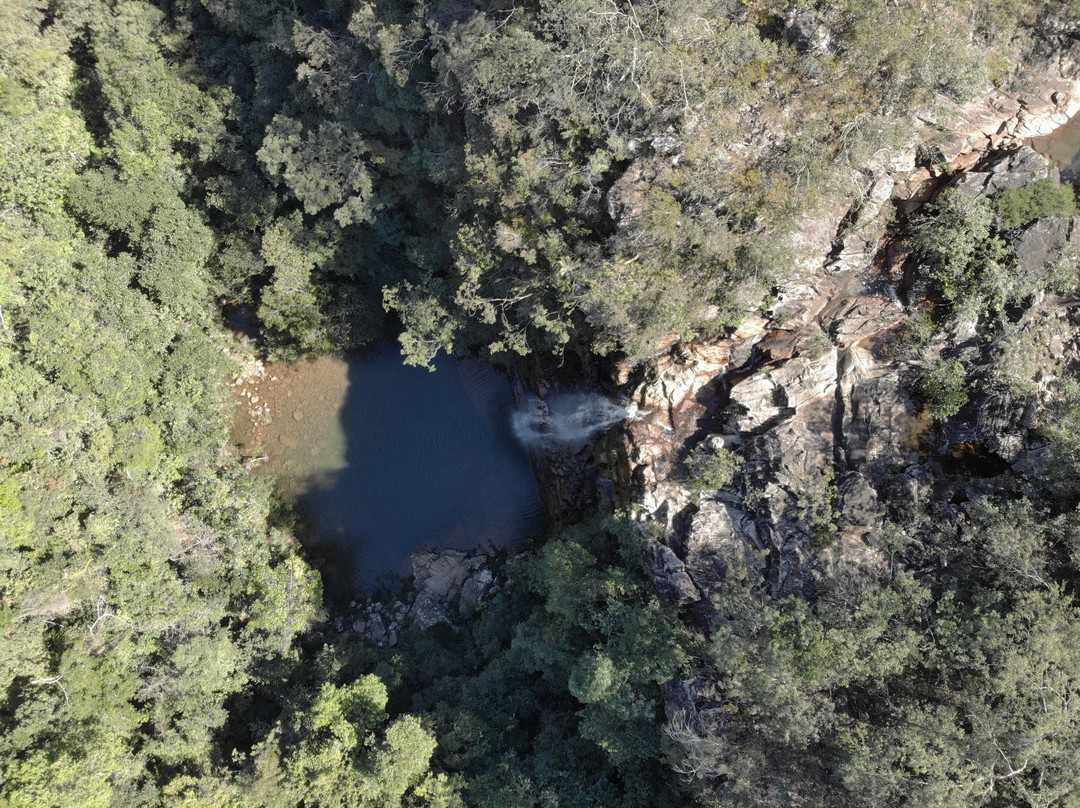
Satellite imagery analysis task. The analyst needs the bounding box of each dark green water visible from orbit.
[234,345,544,596]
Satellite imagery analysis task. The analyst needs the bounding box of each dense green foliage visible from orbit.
[375,518,690,807]
[920,357,970,419]
[154,0,1057,364]
[0,3,440,804]
[5,0,1080,805]
[912,189,1013,311]
[684,443,744,494]
[912,177,1078,316]
[673,499,1080,808]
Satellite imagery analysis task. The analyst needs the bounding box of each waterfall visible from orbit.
[511,392,644,449]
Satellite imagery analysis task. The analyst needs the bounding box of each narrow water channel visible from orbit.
[233,344,544,597]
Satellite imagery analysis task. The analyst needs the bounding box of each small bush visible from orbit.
[685,444,743,493]
[1046,256,1079,295]
[994,177,1078,230]
[921,358,969,420]
[799,327,834,360]
[990,318,1056,398]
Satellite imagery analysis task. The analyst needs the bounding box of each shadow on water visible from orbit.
[293,344,545,601]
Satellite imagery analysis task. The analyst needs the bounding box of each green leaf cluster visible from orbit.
[0,5,454,803]
[994,177,1078,230]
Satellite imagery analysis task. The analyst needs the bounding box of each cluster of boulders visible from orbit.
[336,599,410,647]
[233,356,274,428]
[409,549,496,628]
[330,549,499,644]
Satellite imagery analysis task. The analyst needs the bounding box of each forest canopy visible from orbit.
[3,0,1080,805]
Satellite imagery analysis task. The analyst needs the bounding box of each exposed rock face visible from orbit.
[940,390,1036,466]
[952,146,1050,197]
[784,8,831,53]
[685,498,765,597]
[411,549,484,601]
[1012,216,1075,279]
[624,340,733,523]
[606,160,652,232]
[651,133,683,156]
[837,471,879,526]
[621,33,1080,610]
[459,568,494,613]
[410,549,490,629]
[645,541,701,604]
[625,292,911,600]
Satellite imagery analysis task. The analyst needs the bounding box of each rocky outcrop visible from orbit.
[345,602,408,647]
[606,160,652,232]
[625,297,911,601]
[945,390,1036,466]
[639,15,1080,761]
[645,541,701,604]
[410,549,489,628]
[836,471,879,527]
[622,37,1080,607]
[332,548,498,642]
[1012,215,1075,279]
[622,339,734,523]
[232,355,271,430]
[685,497,765,596]
[783,8,831,53]
[952,146,1051,197]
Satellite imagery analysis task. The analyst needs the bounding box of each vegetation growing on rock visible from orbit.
[4,0,1080,805]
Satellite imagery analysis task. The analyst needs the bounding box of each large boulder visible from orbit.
[411,549,481,601]
[837,471,880,527]
[409,548,490,629]
[837,346,914,477]
[644,541,701,604]
[825,296,905,347]
[685,499,764,594]
[459,568,494,613]
[784,8,831,53]
[606,160,651,231]
[940,388,1034,465]
[1011,216,1073,280]
[886,465,934,524]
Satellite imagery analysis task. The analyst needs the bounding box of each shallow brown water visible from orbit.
[234,356,351,502]
[1030,113,1080,181]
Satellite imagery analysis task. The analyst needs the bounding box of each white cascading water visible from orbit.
[511,392,647,449]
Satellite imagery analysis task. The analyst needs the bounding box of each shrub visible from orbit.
[684,444,743,493]
[921,358,969,420]
[911,189,996,303]
[994,177,1078,230]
